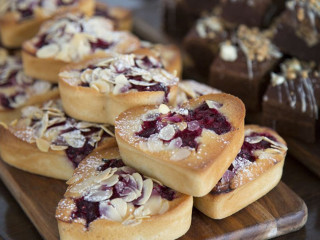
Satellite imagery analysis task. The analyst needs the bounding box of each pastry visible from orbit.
[194,125,287,219]
[176,80,221,106]
[94,2,132,31]
[59,53,179,125]
[0,99,116,180]
[0,48,58,124]
[137,41,182,77]
[0,0,94,48]
[115,93,246,197]
[22,13,140,82]
[56,147,193,240]
[209,25,282,111]
[262,58,320,143]
[219,0,285,28]
[183,14,229,77]
[273,0,320,63]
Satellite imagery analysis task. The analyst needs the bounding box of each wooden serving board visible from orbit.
[0,159,307,240]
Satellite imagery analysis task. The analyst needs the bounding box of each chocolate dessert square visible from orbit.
[163,0,219,39]
[262,59,320,143]
[273,0,320,63]
[183,15,229,77]
[209,25,281,111]
[220,0,285,28]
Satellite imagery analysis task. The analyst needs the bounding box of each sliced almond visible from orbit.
[36,138,50,152]
[170,148,191,161]
[158,124,175,141]
[158,104,170,114]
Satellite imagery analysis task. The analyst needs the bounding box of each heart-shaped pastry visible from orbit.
[115,93,245,196]
[56,147,193,240]
[194,125,287,219]
[0,99,116,180]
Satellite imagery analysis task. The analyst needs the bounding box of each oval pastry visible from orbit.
[0,99,116,180]
[194,125,288,219]
[56,147,193,240]
[115,93,245,196]
[0,48,58,124]
[0,0,94,48]
[22,13,140,82]
[59,53,179,125]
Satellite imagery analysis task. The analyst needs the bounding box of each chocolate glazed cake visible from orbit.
[163,0,219,39]
[209,25,282,112]
[219,0,286,28]
[273,0,320,63]
[183,15,229,77]
[262,58,320,143]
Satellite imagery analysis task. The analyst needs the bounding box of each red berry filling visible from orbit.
[41,120,111,167]
[72,158,176,227]
[72,197,100,228]
[136,102,231,149]
[212,131,278,194]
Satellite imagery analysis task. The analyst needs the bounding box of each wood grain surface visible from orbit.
[0,158,307,240]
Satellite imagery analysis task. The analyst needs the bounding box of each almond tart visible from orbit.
[194,125,288,219]
[56,147,193,240]
[94,2,132,31]
[0,0,94,48]
[176,79,221,106]
[22,13,140,82]
[0,99,116,180]
[59,53,179,125]
[0,48,58,124]
[115,93,246,197]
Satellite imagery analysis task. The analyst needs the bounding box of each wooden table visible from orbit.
[0,1,319,239]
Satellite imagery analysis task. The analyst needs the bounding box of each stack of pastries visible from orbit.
[0,1,288,240]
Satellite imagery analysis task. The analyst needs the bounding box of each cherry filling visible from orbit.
[89,39,114,51]
[97,158,125,171]
[136,102,231,149]
[72,158,176,227]
[212,132,278,194]
[0,92,26,109]
[72,197,100,228]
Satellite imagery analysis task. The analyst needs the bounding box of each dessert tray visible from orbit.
[0,158,307,240]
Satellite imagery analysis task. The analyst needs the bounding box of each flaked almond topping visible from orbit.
[205,100,222,110]
[158,125,176,141]
[15,100,113,153]
[73,54,178,95]
[158,104,170,114]
[36,138,50,152]
[170,148,191,161]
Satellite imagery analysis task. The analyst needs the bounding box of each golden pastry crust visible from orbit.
[56,147,193,240]
[22,13,140,82]
[115,94,246,197]
[0,100,116,180]
[94,2,133,31]
[59,54,179,125]
[0,0,95,48]
[194,125,287,219]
